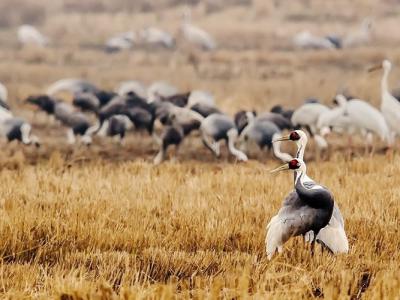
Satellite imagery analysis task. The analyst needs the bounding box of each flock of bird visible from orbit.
[0,59,399,167]
[16,13,373,52]
[17,9,216,52]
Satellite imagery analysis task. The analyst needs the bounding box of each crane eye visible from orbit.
[290,131,300,141]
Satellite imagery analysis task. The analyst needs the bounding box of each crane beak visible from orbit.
[270,163,289,173]
[273,134,290,143]
[368,64,382,72]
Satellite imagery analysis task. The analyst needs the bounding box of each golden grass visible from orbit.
[0,152,399,299]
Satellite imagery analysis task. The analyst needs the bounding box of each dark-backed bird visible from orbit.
[200,114,247,161]
[274,130,349,254]
[267,158,335,259]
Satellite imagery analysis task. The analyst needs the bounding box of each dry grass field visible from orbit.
[0,0,400,299]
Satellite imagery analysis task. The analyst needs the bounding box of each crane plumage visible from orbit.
[267,158,335,259]
[17,25,49,47]
[272,130,349,255]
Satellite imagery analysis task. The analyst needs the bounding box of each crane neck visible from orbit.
[381,67,390,97]
[295,141,306,160]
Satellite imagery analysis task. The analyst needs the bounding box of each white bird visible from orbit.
[105,31,135,53]
[331,94,392,149]
[343,18,372,48]
[115,81,147,99]
[180,9,216,51]
[0,82,8,104]
[46,78,98,96]
[293,31,336,50]
[369,59,400,142]
[147,81,179,103]
[17,25,49,47]
[291,102,330,149]
[274,130,349,255]
[187,90,215,108]
[267,158,335,259]
[139,27,174,49]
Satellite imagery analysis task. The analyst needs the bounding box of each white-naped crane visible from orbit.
[291,102,330,149]
[235,111,292,162]
[330,94,393,151]
[273,130,349,255]
[17,25,49,47]
[369,59,400,142]
[267,157,335,259]
[180,9,216,51]
[200,114,248,162]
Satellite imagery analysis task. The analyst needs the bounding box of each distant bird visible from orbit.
[236,111,292,162]
[258,112,294,131]
[190,103,221,117]
[105,31,135,53]
[147,81,179,103]
[153,105,204,164]
[274,130,349,254]
[26,95,93,145]
[139,27,174,48]
[115,81,147,99]
[293,31,336,50]
[270,105,294,120]
[0,117,40,146]
[0,82,8,104]
[266,158,335,259]
[200,114,247,161]
[46,78,98,96]
[369,59,400,142]
[73,91,116,114]
[291,102,330,149]
[343,18,372,48]
[331,94,392,149]
[180,9,216,51]
[17,25,49,47]
[93,94,156,138]
[187,90,215,108]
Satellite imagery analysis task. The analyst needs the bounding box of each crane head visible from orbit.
[273,130,307,144]
[368,60,391,73]
[270,158,305,173]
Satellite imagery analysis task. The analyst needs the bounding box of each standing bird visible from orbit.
[331,94,392,150]
[26,95,93,145]
[369,59,400,142]
[291,102,330,149]
[0,82,8,108]
[180,9,216,51]
[266,158,335,259]
[343,18,373,48]
[17,25,49,47]
[274,130,349,254]
[200,114,247,162]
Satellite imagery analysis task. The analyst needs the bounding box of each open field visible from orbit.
[0,0,400,299]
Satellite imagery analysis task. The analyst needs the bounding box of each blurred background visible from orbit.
[1,0,400,113]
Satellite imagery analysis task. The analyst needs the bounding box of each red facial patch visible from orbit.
[289,159,299,169]
[290,131,301,141]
